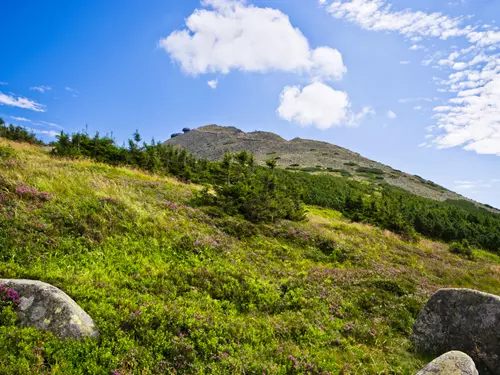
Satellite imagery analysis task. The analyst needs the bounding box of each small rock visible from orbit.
[0,279,98,339]
[416,351,478,375]
[412,288,500,374]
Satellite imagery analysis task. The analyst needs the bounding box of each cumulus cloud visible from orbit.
[277,82,373,129]
[161,0,346,81]
[30,86,51,93]
[207,79,218,89]
[277,82,350,129]
[162,0,359,130]
[387,110,397,119]
[0,92,45,112]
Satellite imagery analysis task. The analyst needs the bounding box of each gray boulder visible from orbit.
[416,351,478,375]
[413,288,500,374]
[0,279,98,339]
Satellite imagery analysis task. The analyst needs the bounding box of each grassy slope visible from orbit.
[1,140,500,375]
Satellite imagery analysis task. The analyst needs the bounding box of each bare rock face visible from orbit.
[412,288,500,374]
[0,279,98,339]
[416,351,478,375]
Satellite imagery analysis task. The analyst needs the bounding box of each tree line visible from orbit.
[0,118,43,145]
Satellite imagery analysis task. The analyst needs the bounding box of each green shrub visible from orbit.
[0,119,43,145]
[356,167,384,175]
[0,145,15,160]
[449,239,475,260]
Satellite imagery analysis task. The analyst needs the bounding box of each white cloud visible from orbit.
[400,60,410,65]
[324,0,470,40]
[399,97,434,103]
[409,45,424,51]
[30,86,51,93]
[207,79,218,89]
[414,106,424,111]
[65,87,79,97]
[161,0,346,81]
[348,105,375,126]
[28,128,59,138]
[39,121,62,129]
[454,180,493,190]
[277,82,350,129]
[321,0,500,156]
[387,110,397,119]
[0,92,45,112]
[10,116,30,122]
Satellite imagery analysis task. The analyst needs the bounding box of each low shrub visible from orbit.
[449,239,475,260]
[0,145,15,160]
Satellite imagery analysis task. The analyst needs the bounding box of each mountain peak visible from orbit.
[165,125,493,211]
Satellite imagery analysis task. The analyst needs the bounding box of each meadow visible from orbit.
[1,139,500,374]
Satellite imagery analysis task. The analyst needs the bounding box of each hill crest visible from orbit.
[166,125,495,211]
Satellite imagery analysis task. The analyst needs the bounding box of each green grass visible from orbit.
[1,140,500,374]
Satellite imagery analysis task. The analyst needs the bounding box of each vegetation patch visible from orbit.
[0,138,500,374]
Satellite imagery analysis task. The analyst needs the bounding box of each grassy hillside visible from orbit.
[166,125,495,211]
[1,139,500,374]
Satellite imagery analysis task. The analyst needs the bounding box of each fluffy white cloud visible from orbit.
[400,60,410,65]
[277,82,350,129]
[0,92,45,112]
[30,86,51,93]
[207,79,218,89]
[161,0,346,81]
[387,110,397,119]
[277,82,373,129]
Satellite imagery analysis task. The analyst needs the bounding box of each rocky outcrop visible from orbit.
[412,288,500,374]
[416,351,478,375]
[0,279,98,339]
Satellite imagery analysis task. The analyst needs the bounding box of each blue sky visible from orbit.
[1,0,500,207]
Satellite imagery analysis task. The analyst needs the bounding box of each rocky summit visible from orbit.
[166,125,495,211]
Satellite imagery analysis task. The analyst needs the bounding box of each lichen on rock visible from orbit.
[0,279,98,339]
[416,351,478,375]
[412,288,500,374]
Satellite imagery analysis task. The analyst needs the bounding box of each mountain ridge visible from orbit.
[166,125,497,212]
